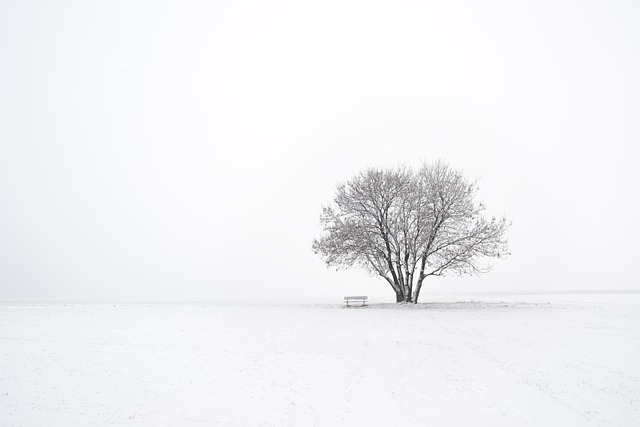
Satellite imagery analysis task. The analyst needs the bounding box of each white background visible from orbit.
[1,0,639,301]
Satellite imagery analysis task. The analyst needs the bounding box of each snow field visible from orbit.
[1,293,639,426]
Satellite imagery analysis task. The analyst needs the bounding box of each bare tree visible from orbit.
[312,161,510,303]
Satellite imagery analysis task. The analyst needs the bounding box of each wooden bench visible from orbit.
[344,296,368,307]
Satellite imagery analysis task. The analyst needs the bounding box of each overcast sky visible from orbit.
[1,0,639,301]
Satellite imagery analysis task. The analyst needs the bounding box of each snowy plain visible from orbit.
[1,292,639,426]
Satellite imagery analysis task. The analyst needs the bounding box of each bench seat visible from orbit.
[344,296,368,307]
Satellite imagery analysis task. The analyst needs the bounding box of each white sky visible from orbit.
[1,0,639,301]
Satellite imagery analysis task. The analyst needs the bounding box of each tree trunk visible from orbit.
[413,255,427,303]
[412,276,424,303]
[395,291,404,303]
[395,263,405,297]
[403,287,413,303]
[384,276,404,302]
[404,270,412,302]
[408,271,414,300]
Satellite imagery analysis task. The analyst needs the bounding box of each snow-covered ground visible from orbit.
[1,292,639,426]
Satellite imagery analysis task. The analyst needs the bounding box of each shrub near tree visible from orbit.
[313,161,510,303]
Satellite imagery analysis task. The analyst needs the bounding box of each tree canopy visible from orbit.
[312,161,510,303]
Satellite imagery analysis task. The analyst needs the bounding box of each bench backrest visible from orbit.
[344,296,368,300]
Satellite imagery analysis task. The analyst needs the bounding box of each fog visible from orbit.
[1,0,639,302]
